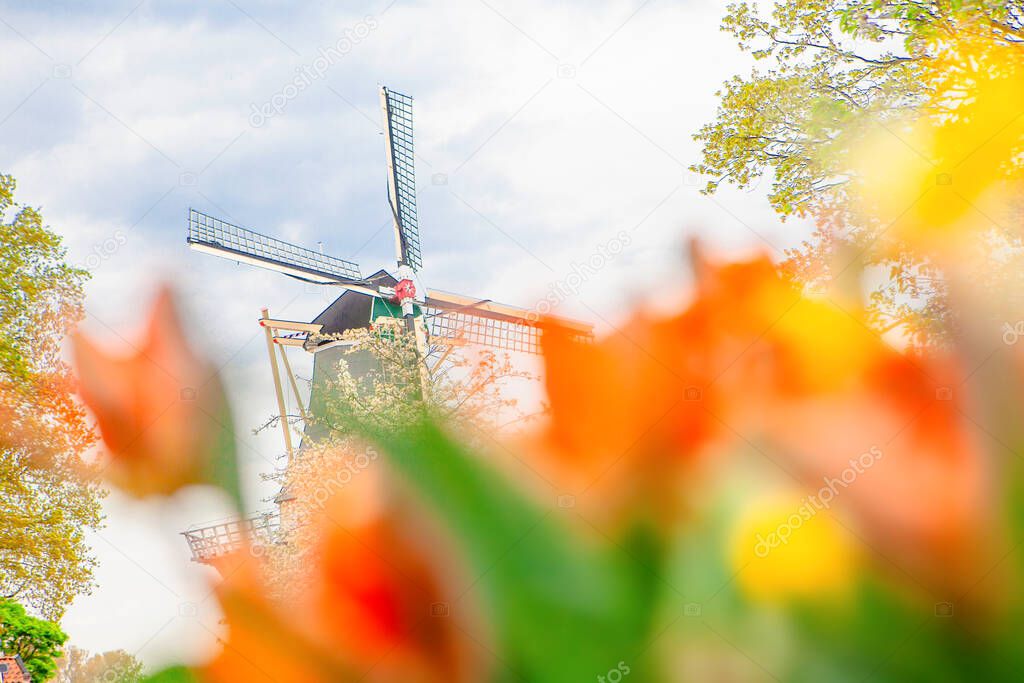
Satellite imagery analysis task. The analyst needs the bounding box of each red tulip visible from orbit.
[72,285,233,497]
[204,493,486,683]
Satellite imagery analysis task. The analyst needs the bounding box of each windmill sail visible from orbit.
[426,306,543,353]
[380,87,422,271]
[187,209,362,284]
[424,289,593,354]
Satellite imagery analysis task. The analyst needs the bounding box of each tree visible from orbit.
[54,646,144,683]
[0,599,67,681]
[693,1,1024,345]
[696,0,1024,215]
[0,173,103,618]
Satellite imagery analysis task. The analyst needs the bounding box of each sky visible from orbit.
[0,0,811,670]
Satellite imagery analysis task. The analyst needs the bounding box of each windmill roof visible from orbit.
[310,290,374,342]
[0,655,32,682]
[310,269,397,343]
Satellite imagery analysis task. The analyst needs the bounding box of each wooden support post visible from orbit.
[277,343,309,425]
[432,338,458,371]
[261,308,294,463]
[413,317,431,399]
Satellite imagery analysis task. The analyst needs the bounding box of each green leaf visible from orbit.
[202,394,244,513]
[368,417,663,682]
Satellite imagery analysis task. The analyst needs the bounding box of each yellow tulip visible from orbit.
[732,494,859,602]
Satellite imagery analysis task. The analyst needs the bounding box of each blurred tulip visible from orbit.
[204,492,485,683]
[539,313,721,519]
[762,356,992,598]
[204,548,356,683]
[732,492,860,602]
[851,37,1024,257]
[543,244,993,597]
[536,247,870,520]
[707,251,993,597]
[306,512,484,683]
[72,285,236,499]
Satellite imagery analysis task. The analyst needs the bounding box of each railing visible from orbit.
[181,511,281,563]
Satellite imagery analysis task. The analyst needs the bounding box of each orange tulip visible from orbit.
[542,245,992,594]
[204,493,485,683]
[72,285,233,497]
[712,261,992,596]
[537,248,801,516]
[306,510,484,683]
[204,548,357,683]
[758,351,991,597]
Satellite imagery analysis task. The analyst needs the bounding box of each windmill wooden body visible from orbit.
[181,86,592,563]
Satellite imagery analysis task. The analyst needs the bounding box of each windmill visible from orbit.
[181,86,593,563]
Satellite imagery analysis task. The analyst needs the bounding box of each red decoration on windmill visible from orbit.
[391,277,416,305]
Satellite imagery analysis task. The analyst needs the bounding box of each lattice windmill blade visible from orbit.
[425,306,542,354]
[424,289,593,355]
[181,511,281,563]
[379,87,422,272]
[187,208,366,285]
